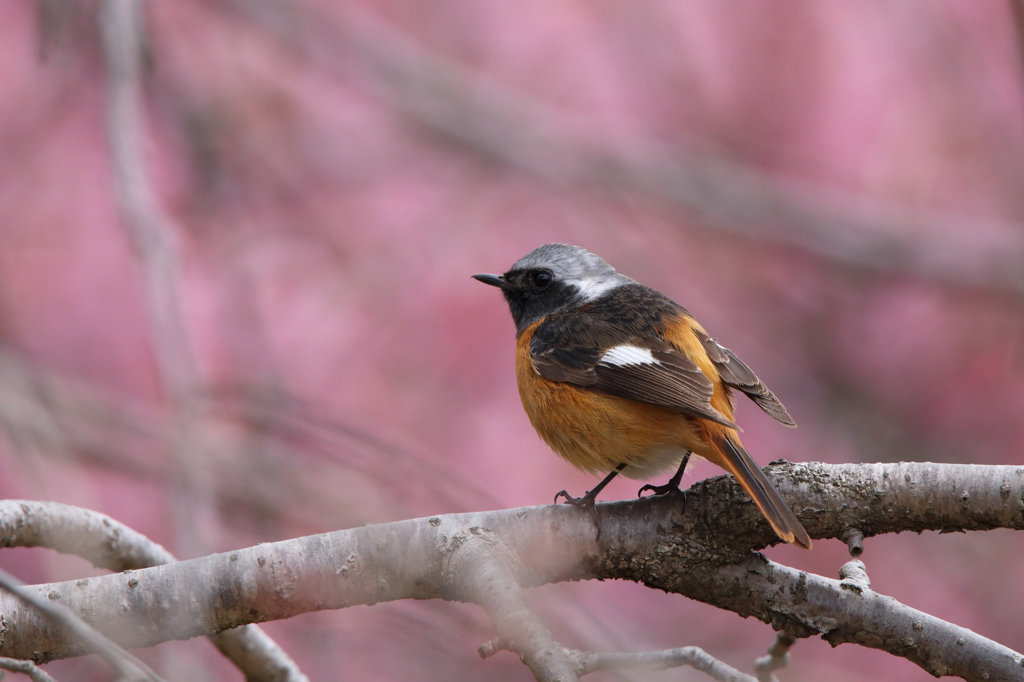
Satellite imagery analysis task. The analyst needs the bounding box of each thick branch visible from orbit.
[623,551,1020,679]
[676,460,1024,550]
[0,462,1020,680]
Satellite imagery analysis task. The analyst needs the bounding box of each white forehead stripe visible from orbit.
[571,276,619,301]
[601,345,658,366]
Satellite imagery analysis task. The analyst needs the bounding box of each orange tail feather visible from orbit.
[711,435,811,549]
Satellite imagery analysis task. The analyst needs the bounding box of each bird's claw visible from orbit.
[553,489,603,539]
[553,489,579,505]
[637,481,682,498]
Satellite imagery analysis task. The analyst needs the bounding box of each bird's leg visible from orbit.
[638,451,691,498]
[554,462,626,505]
[554,463,627,538]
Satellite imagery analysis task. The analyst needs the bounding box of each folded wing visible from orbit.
[529,315,737,428]
[695,329,796,427]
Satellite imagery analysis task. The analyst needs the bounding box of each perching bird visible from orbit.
[474,243,811,549]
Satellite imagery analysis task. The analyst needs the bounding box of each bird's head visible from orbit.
[473,243,630,334]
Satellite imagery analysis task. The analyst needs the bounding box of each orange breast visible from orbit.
[515,318,738,480]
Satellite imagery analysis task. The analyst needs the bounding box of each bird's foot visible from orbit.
[637,481,683,498]
[554,489,603,539]
[638,452,691,499]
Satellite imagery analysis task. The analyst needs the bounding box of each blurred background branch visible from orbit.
[229,0,1024,295]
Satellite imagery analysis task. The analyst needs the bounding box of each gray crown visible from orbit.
[511,244,632,300]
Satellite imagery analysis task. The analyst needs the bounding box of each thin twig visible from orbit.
[840,527,865,557]
[0,657,59,682]
[572,646,758,682]
[476,637,506,660]
[754,632,796,682]
[581,647,757,675]
[838,559,872,593]
[482,638,760,682]
[0,567,163,681]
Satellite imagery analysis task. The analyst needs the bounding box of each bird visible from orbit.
[473,243,811,549]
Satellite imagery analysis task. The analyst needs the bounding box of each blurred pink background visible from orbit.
[1,1,1022,680]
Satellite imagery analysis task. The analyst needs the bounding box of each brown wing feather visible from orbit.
[591,338,736,428]
[529,318,737,429]
[695,330,796,427]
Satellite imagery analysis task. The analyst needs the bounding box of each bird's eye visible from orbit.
[532,271,553,288]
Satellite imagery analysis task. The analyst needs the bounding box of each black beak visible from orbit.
[472,273,506,288]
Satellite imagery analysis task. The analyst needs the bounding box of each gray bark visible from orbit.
[0,462,1020,681]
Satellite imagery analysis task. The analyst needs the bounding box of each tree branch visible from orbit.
[0,462,1020,680]
[449,527,580,682]
[0,656,58,682]
[0,501,308,682]
[572,646,758,681]
[0,567,163,681]
[100,2,199,403]
[482,638,765,682]
[754,631,795,682]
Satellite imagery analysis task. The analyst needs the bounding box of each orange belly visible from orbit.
[516,319,736,480]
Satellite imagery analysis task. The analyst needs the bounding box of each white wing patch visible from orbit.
[600,345,658,367]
